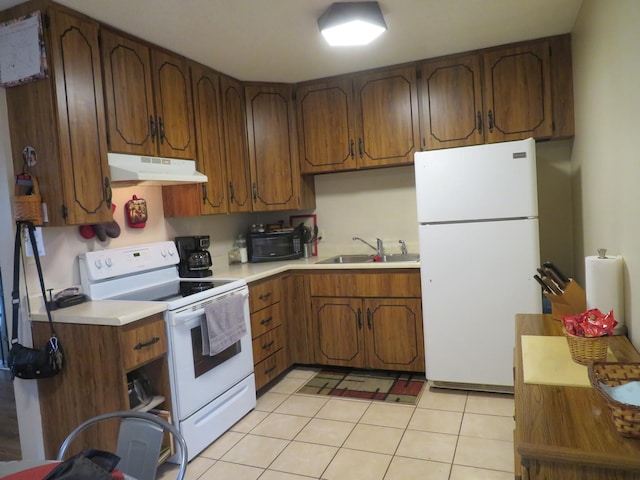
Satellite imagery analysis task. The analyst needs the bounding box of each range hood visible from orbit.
[108,153,208,186]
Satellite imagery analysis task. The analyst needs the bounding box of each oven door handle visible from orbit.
[170,291,249,327]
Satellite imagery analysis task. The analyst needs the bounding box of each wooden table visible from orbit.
[514,314,640,479]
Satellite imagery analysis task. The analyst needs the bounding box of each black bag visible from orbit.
[43,448,120,480]
[9,221,63,379]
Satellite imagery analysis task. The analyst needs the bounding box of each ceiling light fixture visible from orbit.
[318,2,387,47]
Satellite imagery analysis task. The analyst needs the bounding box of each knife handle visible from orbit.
[542,262,570,284]
[542,276,563,295]
[533,274,551,294]
[543,266,567,291]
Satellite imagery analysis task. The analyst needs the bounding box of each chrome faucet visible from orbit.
[399,240,407,255]
[353,236,384,256]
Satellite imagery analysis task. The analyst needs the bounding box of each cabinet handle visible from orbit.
[358,138,364,158]
[487,110,494,133]
[357,308,362,329]
[349,139,355,159]
[252,182,257,201]
[201,184,207,204]
[158,117,166,143]
[259,292,272,301]
[149,116,156,140]
[229,181,235,201]
[134,336,160,350]
[264,365,277,375]
[104,177,112,208]
[262,340,275,350]
[477,111,483,133]
[260,316,273,325]
[367,308,372,330]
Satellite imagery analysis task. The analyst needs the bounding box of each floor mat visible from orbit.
[297,368,425,405]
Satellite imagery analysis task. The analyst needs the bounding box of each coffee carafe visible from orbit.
[175,236,212,277]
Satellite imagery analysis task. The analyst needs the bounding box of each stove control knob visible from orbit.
[105,257,113,267]
[161,249,167,257]
[94,259,102,269]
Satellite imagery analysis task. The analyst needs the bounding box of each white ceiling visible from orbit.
[0,0,583,83]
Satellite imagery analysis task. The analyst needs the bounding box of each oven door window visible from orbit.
[191,325,241,378]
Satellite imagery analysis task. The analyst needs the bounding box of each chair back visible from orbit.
[57,411,188,480]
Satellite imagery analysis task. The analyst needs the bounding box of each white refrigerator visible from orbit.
[415,138,541,391]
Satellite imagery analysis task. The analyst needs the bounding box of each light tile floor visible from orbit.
[158,367,515,480]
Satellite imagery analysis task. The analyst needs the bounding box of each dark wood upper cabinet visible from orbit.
[245,83,315,211]
[162,63,228,217]
[420,35,572,150]
[101,28,196,160]
[297,66,420,173]
[221,76,253,213]
[2,2,112,226]
[297,78,357,174]
[353,66,421,168]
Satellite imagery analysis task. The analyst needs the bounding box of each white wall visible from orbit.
[571,0,640,347]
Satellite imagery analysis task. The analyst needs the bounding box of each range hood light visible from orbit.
[108,153,208,186]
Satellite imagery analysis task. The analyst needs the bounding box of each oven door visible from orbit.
[166,287,254,420]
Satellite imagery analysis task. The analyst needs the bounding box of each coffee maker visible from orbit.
[175,236,212,278]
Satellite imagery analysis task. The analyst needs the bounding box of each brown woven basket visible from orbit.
[588,362,640,438]
[563,328,609,365]
[15,174,43,225]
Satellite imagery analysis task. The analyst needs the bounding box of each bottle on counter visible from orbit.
[236,235,248,263]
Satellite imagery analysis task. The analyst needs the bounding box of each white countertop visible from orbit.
[30,254,419,327]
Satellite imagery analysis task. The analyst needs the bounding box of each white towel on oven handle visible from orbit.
[201,292,247,356]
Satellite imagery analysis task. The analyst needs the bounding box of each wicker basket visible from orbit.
[14,174,43,225]
[588,362,640,438]
[563,328,609,365]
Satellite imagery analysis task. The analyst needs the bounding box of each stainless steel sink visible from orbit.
[315,254,375,264]
[316,253,420,264]
[380,253,420,262]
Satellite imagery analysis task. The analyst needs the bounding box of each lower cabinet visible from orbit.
[312,297,424,371]
[308,271,424,372]
[249,276,288,389]
[31,314,173,459]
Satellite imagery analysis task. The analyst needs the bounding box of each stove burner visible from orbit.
[180,281,215,296]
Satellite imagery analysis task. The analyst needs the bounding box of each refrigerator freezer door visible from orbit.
[415,138,538,223]
[419,218,541,387]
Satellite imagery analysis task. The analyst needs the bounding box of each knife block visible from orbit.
[544,280,586,320]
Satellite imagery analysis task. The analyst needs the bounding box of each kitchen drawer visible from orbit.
[250,303,282,338]
[120,314,167,371]
[249,277,282,313]
[308,272,421,298]
[254,348,287,390]
[252,325,285,364]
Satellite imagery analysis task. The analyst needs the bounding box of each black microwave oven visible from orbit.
[247,230,303,262]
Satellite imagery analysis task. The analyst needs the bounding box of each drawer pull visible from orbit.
[264,365,277,375]
[134,336,160,350]
[260,316,273,325]
[262,340,275,350]
[259,292,272,301]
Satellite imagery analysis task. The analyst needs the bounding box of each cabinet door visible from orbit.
[364,298,425,372]
[151,50,196,159]
[50,10,112,225]
[245,84,300,211]
[297,78,357,173]
[101,29,156,156]
[221,76,252,213]
[483,41,553,143]
[312,297,366,368]
[191,63,228,215]
[354,66,420,168]
[419,54,484,150]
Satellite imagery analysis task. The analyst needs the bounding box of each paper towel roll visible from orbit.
[585,254,624,333]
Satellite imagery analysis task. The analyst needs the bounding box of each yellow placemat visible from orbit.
[521,335,616,387]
